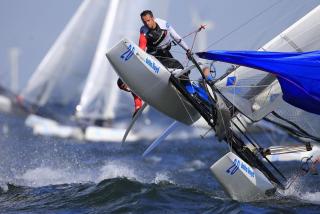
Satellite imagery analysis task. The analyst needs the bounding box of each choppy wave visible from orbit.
[279,176,320,205]
[0,178,225,213]
[1,113,320,213]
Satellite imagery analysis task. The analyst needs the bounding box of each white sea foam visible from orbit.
[0,183,9,192]
[154,172,174,184]
[16,167,93,187]
[97,160,141,182]
[11,160,175,188]
[279,177,320,205]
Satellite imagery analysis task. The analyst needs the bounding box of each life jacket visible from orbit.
[139,18,189,54]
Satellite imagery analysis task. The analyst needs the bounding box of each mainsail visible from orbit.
[20,0,109,107]
[201,5,320,140]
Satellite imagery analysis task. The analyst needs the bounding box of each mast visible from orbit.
[8,47,20,93]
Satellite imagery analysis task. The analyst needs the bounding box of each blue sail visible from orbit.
[196,50,320,115]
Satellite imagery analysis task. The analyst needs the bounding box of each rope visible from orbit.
[175,88,196,124]
[203,0,283,51]
[181,24,207,40]
[185,25,207,67]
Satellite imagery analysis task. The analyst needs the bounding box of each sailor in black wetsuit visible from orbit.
[138,10,191,69]
[117,10,193,116]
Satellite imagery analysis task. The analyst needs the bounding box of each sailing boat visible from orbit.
[19,0,110,140]
[18,0,150,142]
[74,0,154,142]
[106,5,320,201]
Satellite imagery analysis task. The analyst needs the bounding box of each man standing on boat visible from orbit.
[117,10,192,117]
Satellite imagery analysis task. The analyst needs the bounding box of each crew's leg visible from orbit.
[155,50,183,70]
[117,77,143,117]
[132,92,142,117]
[165,51,195,94]
[154,50,195,94]
[117,78,130,92]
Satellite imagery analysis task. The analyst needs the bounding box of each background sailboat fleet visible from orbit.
[0,0,319,159]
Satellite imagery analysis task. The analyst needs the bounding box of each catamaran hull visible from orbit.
[106,38,200,125]
[0,95,12,113]
[85,126,139,143]
[210,152,276,202]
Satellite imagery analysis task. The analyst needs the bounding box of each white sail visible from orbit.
[21,0,110,107]
[75,0,121,120]
[76,0,159,120]
[215,5,320,139]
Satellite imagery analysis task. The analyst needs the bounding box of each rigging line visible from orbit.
[170,50,187,55]
[234,116,259,149]
[229,63,239,153]
[175,86,196,124]
[185,29,201,67]
[233,118,289,182]
[231,118,287,181]
[153,55,184,60]
[260,81,275,108]
[181,24,207,40]
[203,0,283,51]
[264,117,320,142]
[219,84,276,88]
[271,112,320,142]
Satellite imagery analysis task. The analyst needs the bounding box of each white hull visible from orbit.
[106,38,200,125]
[0,95,12,113]
[33,124,84,140]
[25,114,139,143]
[85,126,139,143]
[210,152,275,202]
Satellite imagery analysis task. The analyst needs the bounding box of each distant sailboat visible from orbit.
[20,0,112,140]
[21,0,109,108]
[74,0,156,142]
[20,0,150,142]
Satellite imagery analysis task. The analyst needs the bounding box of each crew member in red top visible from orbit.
[117,10,191,117]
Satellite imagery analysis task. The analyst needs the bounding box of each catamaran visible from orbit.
[106,5,320,201]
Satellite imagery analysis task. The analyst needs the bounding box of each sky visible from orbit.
[0,0,318,93]
[0,0,81,92]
